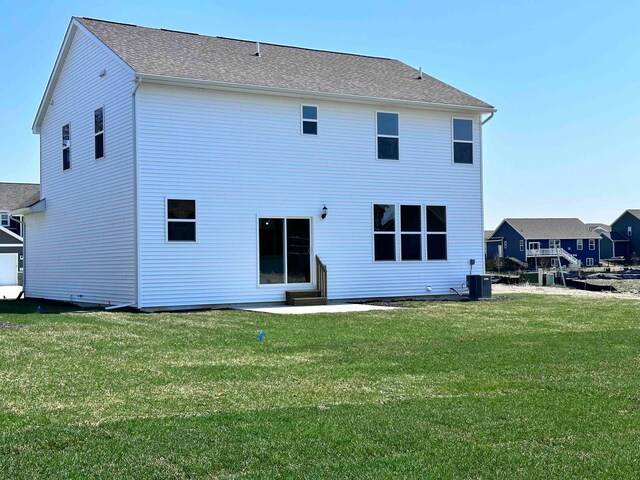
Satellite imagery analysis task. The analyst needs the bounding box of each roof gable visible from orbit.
[73,17,493,112]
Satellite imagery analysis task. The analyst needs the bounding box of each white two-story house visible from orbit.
[19,17,495,310]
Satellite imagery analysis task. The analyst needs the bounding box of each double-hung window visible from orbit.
[301,105,318,135]
[453,119,473,164]
[628,226,633,236]
[577,239,583,250]
[0,213,9,227]
[373,204,396,261]
[550,239,561,249]
[400,205,422,261]
[94,107,104,159]
[167,199,196,242]
[376,112,399,160]
[62,124,70,170]
[589,239,596,250]
[426,206,447,260]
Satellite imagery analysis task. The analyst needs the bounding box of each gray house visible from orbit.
[0,183,40,285]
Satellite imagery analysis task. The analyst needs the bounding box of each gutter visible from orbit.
[135,73,497,114]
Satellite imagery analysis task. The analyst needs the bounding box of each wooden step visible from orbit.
[288,296,328,306]
[285,290,322,302]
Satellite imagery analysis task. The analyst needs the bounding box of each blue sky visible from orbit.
[2,0,638,228]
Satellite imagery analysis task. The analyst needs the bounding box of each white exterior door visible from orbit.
[0,253,18,286]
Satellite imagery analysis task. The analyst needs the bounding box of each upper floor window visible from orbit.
[376,112,399,160]
[426,206,447,261]
[453,118,473,164]
[577,239,583,250]
[167,199,196,242]
[520,240,524,251]
[628,226,633,236]
[62,124,70,171]
[550,239,561,249]
[373,204,396,261]
[589,239,596,250]
[301,105,318,135]
[0,212,9,227]
[94,107,104,159]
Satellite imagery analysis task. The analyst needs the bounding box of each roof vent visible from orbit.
[255,42,261,57]
[416,67,423,80]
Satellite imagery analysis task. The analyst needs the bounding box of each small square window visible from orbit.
[301,105,318,135]
[167,199,196,242]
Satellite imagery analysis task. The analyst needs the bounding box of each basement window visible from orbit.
[453,118,473,164]
[167,199,196,242]
[586,258,594,266]
[94,107,104,159]
[376,112,399,160]
[400,205,422,261]
[426,206,447,261]
[301,105,318,135]
[373,204,396,261]
[589,239,596,250]
[62,124,70,170]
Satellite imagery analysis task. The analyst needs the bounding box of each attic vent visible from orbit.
[255,42,261,57]
[416,67,423,80]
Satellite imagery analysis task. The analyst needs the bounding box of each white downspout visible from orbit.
[132,76,141,309]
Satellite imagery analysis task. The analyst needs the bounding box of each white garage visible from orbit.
[0,253,18,286]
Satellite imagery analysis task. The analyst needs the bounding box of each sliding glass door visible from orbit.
[259,218,311,285]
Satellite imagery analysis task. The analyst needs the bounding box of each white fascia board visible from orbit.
[136,73,497,114]
[11,199,46,216]
[32,18,136,134]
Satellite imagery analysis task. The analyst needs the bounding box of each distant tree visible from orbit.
[493,253,504,273]
[538,257,550,272]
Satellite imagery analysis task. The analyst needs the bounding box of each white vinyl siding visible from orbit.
[24,27,136,305]
[136,84,484,308]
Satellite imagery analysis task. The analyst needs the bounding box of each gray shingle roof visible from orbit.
[502,218,601,240]
[626,209,640,220]
[0,183,40,211]
[77,17,493,110]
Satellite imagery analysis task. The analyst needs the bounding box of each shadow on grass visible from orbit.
[0,299,96,315]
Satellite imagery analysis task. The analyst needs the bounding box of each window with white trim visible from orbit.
[0,213,9,227]
[550,239,561,249]
[453,119,473,164]
[577,239,583,250]
[400,205,421,261]
[166,199,196,242]
[62,124,70,170]
[94,107,104,159]
[504,240,508,250]
[551,258,559,267]
[426,206,447,261]
[301,105,317,135]
[519,240,524,251]
[376,112,399,160]
[373,204,396,261]
[589,239,596,250]
[628,226,633,236]
[586,258,594,266]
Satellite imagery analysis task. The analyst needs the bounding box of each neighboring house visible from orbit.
[0,183,40,285]
[18,17,495,310]
[610,209,640,261]
[488,218,601,269]
[585,223,629,261]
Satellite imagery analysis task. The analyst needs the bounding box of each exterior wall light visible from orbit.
[321,205,328,220]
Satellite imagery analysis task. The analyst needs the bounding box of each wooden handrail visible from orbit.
[316,255,327,298]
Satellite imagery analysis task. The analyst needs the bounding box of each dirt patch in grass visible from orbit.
[0,322,24,329]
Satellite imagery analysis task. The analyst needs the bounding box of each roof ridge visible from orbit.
[79,17,396,61]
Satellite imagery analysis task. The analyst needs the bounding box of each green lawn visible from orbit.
[1,295,639,479]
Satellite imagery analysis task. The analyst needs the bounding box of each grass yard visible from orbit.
[1,295,640,479]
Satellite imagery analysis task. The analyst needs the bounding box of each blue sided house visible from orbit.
[487,218,601,269]
[609,209,640,262]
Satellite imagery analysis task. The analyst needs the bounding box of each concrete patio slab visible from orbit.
[237,303,399,315]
